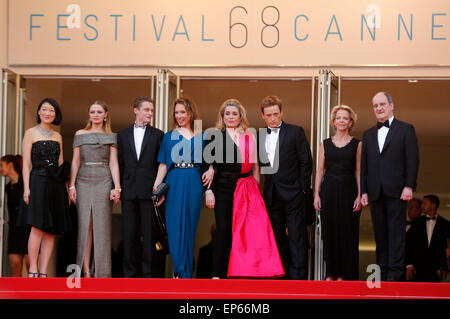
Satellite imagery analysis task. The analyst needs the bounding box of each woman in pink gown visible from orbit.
[206,99,284,278]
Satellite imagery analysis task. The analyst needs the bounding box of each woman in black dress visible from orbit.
[1,155,30,276]
[314,105,362,281]
[205,99,284,279]
[20,98,71,278]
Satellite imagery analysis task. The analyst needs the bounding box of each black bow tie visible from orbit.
[426,216,436,221]
[377,120,390,129]
[134,123,147,129]
[267,127,279,134]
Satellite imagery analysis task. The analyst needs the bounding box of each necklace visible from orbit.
[36,125,53,137]
[331,135,353,148]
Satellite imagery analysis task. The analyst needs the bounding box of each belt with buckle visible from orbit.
[174,162,195,169]
[83,162,109,166]
[219,171,251,179]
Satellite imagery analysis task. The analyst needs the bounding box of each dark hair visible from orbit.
[0,154,23,177]
[172,97,199,130]
[133,97,154,109]
[409,198,422,207]
[424,194,440,210]
[36,98,62,125]
[261,95,283,113]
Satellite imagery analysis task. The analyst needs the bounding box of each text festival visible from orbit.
[28,4,448,48]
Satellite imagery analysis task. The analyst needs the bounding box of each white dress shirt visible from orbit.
[265,125,281,167]
[377,116,394,153]
[134,125,146,160]
[426,215,438,247]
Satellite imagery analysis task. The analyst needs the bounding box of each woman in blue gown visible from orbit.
[153,97,214,278]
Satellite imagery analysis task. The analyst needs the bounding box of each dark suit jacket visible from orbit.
[259,121,313,204]
[406,215,450,282]
[117,125,164,201]
[361,118,419,201]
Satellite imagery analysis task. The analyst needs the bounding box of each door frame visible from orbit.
[313,70,341,280]
[1,68,26,275]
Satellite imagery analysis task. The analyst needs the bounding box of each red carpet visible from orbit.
[0,278,449,299]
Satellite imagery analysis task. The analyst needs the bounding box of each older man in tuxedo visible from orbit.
[117,97,165,278]
[361,92,419,282]
[259,95,313,280]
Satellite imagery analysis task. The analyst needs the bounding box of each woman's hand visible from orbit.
[353,195,362,212]
[110,189,121,204]
[23,189,30,205]
[205,191,215,209]
[152,186,165,207]
[361,193,369,207]
[69,187,77,204]
[202,166,215,189]
[313,194,321,211]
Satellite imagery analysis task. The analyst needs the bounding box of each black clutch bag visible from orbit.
[152,182,169,201]
[152,183,170,254]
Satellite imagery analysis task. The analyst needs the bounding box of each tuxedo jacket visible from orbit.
[361,118,419,201]
[117,125,164,201]
[406,215,450,281]
[259,121,313,204]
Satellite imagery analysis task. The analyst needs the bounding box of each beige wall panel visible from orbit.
[7,0,450,67]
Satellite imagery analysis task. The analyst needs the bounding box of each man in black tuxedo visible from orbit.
[361,92,419,282]
[406,195,450,282]
[259,95,313,280]
[117,97,165,278]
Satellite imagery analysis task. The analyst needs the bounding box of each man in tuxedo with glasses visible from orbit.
[361,92,419,282]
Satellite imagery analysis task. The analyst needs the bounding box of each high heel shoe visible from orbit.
[38,273,48,278]
[28,272,38,278]
[83,271,91,278]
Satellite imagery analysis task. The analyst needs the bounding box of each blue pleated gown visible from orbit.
[157,130,204,278]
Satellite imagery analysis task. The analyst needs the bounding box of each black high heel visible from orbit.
[28,272,38,278]
[38,273,48,278]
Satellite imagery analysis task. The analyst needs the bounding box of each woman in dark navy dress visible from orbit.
[153,97,214,278]
[314,105,362,281]
[19,98,71,278]
[1,155,30,276]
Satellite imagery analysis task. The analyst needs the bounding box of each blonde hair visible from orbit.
[330,104,357,131]
[84,100,113,134]
[215,99,249,131]
[172,97,199,131]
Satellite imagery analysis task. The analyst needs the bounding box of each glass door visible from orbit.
[313,70,340,280]
[155,69,180,132]
[1,69,26,275]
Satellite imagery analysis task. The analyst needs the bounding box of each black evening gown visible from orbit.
[18,140,71,234]
[320,137,360,280]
